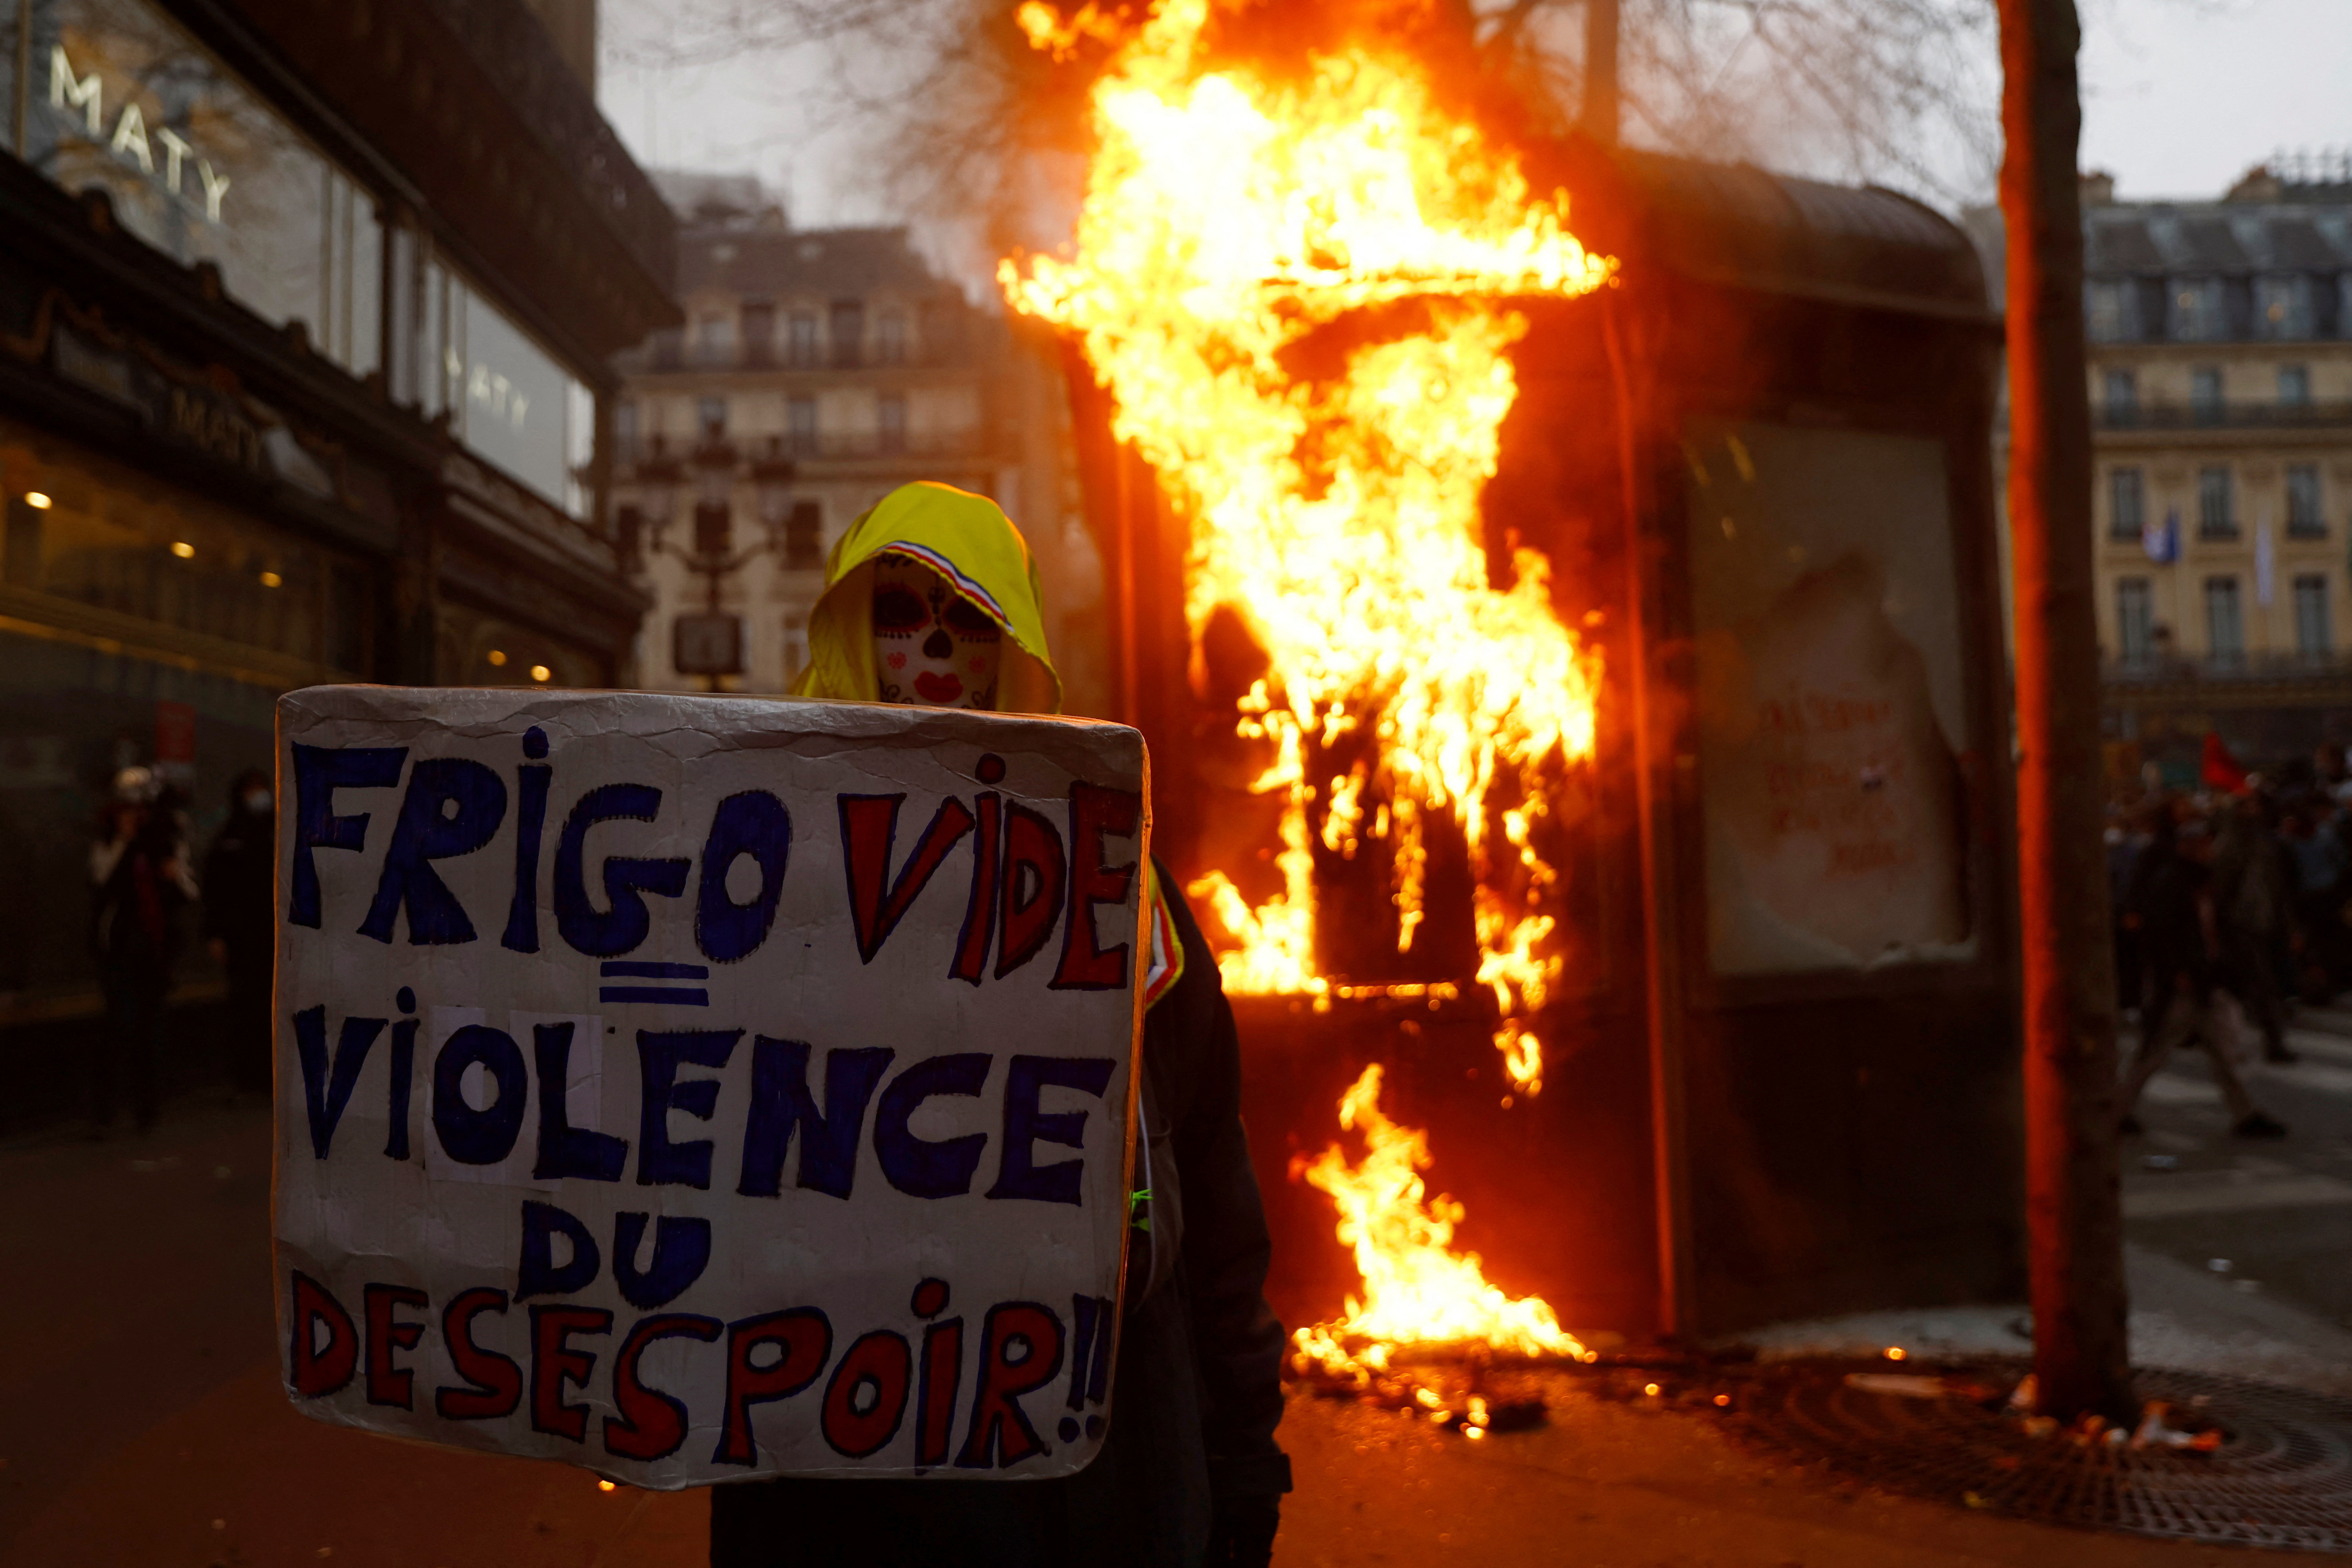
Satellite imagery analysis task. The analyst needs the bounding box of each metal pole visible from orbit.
[1997,0,2134,1423]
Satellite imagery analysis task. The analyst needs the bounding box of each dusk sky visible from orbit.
[597,0,2352,248]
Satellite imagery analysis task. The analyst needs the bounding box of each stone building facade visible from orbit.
[2081,158,2352,769]
[612,177,1105,709]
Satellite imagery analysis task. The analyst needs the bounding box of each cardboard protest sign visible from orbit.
[273,686,1148,1488]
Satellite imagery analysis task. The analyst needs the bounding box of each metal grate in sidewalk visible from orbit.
[1728,1358,2352,1552]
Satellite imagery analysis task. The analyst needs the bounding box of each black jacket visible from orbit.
[709,867,1291,1566]
[201,805,275,967]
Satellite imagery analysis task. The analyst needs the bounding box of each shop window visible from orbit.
[447,604,600,690]
[325,560,370,674]
[4,495,41,586]
[0,417,372,674]
[421,259,598,519]
[19,0,382,377]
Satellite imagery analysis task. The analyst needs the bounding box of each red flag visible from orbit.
[2201,732,2250,793]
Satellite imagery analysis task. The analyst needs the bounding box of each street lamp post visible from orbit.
[631,441,797,693]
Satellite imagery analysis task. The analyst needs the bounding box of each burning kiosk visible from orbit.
[1012,10,2011,1355]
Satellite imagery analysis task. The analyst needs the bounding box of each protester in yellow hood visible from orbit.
[714,480,1293,1568]
[790,481,1062,716]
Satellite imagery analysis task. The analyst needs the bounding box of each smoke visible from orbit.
[603,0,2002,283]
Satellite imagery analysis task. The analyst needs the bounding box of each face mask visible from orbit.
[871,556,1002,710]
[243,789,272,815]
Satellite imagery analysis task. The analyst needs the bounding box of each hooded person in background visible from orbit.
[203,768,276,1095]
[711,482,1291,1568]
[89,766,196,1135]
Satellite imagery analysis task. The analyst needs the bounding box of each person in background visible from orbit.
[711,481,1291,1568]
[89,767,196,1136]
[2119,807,2286,1139]
[2304,790,2352,999]
[202,768,276,1097]
[2315,741,2348,798]
[2211,789,2298,1065]
[2107,801,2149,1017]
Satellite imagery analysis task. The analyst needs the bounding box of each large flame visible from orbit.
[1291,1065,1587,1380]
[1003,0,1613,1095]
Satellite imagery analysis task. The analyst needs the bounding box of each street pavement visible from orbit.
[2119,1000,2352,1350]
[7,1033,2352,1567]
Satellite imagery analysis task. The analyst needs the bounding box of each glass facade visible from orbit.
[420,258,597,518]
[3,0,602,515]
[0,411,372,1006]
[1,411,372,678]
[6,0,382,377]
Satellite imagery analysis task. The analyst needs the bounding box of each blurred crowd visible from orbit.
[83,765,273,1137]
[2110,738,2352,1141]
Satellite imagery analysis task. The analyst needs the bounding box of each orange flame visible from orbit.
[1002,0,1613,1094]
[1290,1065,1587,1379]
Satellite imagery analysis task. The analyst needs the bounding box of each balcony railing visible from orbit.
[614,427,988,470]
[781,428,985,460]
[2105,650,2352,685]
[613,341,968,375]
[2096,398,2352,433]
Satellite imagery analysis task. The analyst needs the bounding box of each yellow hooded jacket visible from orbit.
[790,481,1183,1007]
[788,481,1062,715]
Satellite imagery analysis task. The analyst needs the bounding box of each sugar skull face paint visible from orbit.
[871,555,1002,709]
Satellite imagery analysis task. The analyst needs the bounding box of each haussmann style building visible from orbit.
[2079,157,2352,774]
[611,173,1104,709]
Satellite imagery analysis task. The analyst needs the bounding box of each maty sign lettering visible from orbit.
[273,686,1148,1489]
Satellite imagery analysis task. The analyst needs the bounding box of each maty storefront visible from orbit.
[0,0,669,1080]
